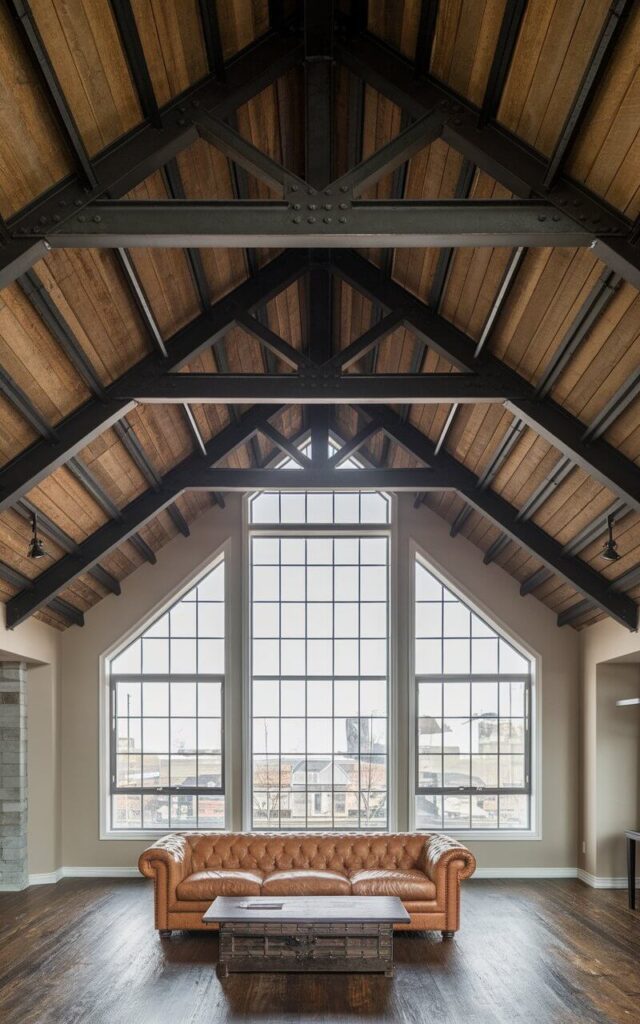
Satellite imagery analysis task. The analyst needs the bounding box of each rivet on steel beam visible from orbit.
[308,204,318,210]
[324,217,332,223]
[325,189,332,195]
[324,204,332,210]
[339,203,349,209]
[75,199,83,207]
[338,217,347,224]
[308,217,316,223]
[292,217,301,223]
[340,186,349,193]
[93,216,101,223]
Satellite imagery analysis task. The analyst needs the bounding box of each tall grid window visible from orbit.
[108,558,225,832]
[414,555,532,832]
[249,443,390,830]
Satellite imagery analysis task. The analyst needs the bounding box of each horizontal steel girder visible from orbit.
[32,199,592,249]
[170,467,459,490]
[336,34,639,289]
[334,250,640,514]
[356,403,638,631]
[4,404,283,629]
[114,372,513,404]
[0,251,304,514]
[0,31,303,289]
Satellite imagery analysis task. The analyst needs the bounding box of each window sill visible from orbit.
[100,827,227,841]
[421,829,540,841]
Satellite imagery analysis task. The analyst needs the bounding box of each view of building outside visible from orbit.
[108,558,225,831]
[249,441,390,830]
[414,556,532,831]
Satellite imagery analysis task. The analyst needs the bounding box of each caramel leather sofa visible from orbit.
[139,832,476,939]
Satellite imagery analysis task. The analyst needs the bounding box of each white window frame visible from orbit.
[242,484,398,832]
[99,541,231,840]
[407,540,541,841]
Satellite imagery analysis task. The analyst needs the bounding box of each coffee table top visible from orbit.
[203,895,410,924]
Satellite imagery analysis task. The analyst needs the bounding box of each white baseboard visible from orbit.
[28,869,64,885]
[577,868,638,889]
[61,866,140,878]
[28,866,139,885]
[25,866,636,888]
[473,867,577,879]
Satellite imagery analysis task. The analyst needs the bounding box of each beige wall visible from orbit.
[0,604,61,877]
[580,618,640,878]
[59,497,243,869]
[595,663,640,879]
[56,494,581,872]
[398,499,580,871]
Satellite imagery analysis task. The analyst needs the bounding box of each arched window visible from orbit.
[414,554,533,832]
[107,557,225,833]
[248,438,391,830]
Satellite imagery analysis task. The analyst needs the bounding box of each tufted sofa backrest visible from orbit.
[186,833,427,874]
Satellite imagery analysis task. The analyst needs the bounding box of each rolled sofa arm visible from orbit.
[138,832,191,885]
[422,833,476,884]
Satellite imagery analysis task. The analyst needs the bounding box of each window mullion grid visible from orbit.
[331,534,335,831]
[440,595,444,829]
[279,538,283,831]
[195,590,199,829]
[497,634,502,827]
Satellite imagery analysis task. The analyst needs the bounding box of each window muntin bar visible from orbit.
[249,440,390,831]
[414,556,532,832]
[108,559,226,832]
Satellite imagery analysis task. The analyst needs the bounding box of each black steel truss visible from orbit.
[336,31,640,290]
[0,251,303,514]
[332,250,640,515]
[1,5,639,632]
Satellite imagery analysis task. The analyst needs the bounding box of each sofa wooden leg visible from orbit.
[159,929,172,939]
[441,930,455,941]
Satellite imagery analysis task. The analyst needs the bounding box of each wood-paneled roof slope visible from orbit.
[0,0,638,632]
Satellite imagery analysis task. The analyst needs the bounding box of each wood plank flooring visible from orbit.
[0,878,638,1024]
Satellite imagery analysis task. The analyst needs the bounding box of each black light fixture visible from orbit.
[601,513,620,562]
[27,512,47,560]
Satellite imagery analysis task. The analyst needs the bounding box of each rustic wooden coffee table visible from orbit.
[203,895,410,977]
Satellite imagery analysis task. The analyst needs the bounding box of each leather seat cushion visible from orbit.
[262,869,351,896]
[176,869,263,900]
[349,868,436,900]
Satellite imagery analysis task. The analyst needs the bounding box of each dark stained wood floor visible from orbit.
[0,878,638,1024]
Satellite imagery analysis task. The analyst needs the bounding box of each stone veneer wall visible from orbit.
[0,662,27,890]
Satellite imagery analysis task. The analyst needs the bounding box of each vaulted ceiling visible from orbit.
[0,0,639,632]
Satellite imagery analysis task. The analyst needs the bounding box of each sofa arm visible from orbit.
[422,833,476,885]
[138,833,191,885]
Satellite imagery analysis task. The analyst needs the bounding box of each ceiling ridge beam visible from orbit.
[355,403,637,630]
[5,405,283,628]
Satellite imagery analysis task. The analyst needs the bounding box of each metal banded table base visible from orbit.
[218,921,395,977]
